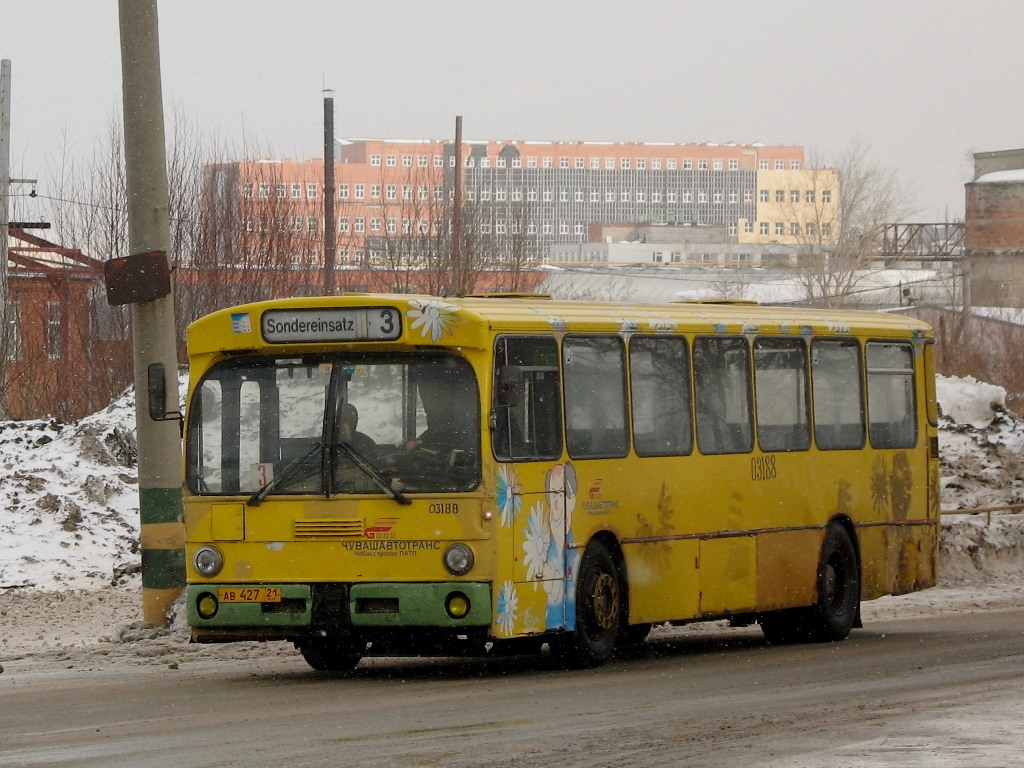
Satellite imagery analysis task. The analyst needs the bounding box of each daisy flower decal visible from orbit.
[496,464,522,528]
[407,299,459,342]
[496,581,519,635]
[522,502,551,582]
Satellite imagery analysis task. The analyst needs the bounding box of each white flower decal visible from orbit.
[497,581,519,635]
[408,299,459,342]
[522,503,551,582]
[496,464,522,528]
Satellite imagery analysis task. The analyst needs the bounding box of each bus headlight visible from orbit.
[443,543,474,576]
[194,545,224,577]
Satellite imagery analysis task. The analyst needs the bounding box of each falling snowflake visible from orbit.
[496,464,522,527]
[407,299,459,342]
[522,502,551,582]
[496,581,519,635]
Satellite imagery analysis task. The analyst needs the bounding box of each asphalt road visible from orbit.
[2,610,1023,768]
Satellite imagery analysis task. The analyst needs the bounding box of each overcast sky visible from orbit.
[4,1,1024,223]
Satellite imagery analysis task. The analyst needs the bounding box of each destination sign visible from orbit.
[261,307,402,343]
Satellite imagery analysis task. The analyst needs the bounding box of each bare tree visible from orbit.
[788,141,914,308]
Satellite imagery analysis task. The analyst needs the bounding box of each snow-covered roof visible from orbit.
[974,169,1024,183]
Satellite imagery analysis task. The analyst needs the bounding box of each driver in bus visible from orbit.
[405,369,473,458]
[339,402,379,459]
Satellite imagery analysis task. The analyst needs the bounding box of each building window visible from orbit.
[386,184,396,200]
[543,157,553,169]
[699,191,708,203]
[606,158,615,169]
[418,155,428,168]
[728,190,738,203]
[481,189,491,201]
[370,154,381,166]
[775,222,785,236]
[435,155,444,167]
[760,222,770,235]
[528,189,538,201]
[496,157,506,168]
[386,155,396,166]
[775,160,785,170]
[759,160,769,170]
[744,220,754,233]
[496,188,507,201]
[652,158,662,170]
[512,187,523,201]
[307,216,318,232]
[575,157,585,168]
[574,189,584,202]
[339,218,349,232]
[543,190,553,202]
[559,222,569,235]
[729,159,739,171]
[759,189,770,203]
[370,218,381,232]
[636,191,646,203]
[371,185,381,198]
[339,184,349,199]
[590,190,599,202]
[668,159,677,170]
[355,184,365,199]
[605,191,614,203]
[682,191,692,203]
[242,182,253,198]
[822,190,832,203]
[512,157,522,168]
[258,183,271,198]
[621,158,631,169]
[559,158,569,168]
[791,222,801,236]
[291,183,302,198]
[744,190,754,203]
[292,216,303,232]
[637,158,646,170]
[791,160,800,170]
[806,190,816,203]
[387,218,396,233]
[652,191,662,203]
[402,155,412,167]
[791,190,801,204]
[806,222,817,236]
[620,190,630,202]
[46,301,61,361]
[307,183,319,198]
[775,190,785,203]
[667,191,677,203]
[418,185,428,200]
[402,185,412,200]
[528,157,538,168]
[590,158,601,169]
[354,218,365,232]
[480,158,490,168]
[822,222,833,237]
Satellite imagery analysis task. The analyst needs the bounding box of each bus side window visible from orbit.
[754,337,811,452]
[866,342,917,449]
[812,340,865,450]
[694,336,753,455]
[563,336,629,459]
[629,335,693,456]
[492,336,563,461]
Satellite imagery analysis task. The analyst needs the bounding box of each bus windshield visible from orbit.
[186,351,480,497]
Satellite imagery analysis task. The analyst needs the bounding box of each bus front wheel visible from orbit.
[551,541,622,667]
[297,639,363,672]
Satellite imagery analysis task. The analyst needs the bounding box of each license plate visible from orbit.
[218,587,282,603]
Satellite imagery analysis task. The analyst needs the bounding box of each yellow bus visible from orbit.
[180,294,938,669]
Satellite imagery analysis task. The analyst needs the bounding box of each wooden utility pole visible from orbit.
[117,0,184,625]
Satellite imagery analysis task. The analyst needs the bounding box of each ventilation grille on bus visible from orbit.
[293,519,364,538]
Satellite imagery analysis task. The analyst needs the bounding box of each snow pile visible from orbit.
[0,375,1021,592]
[0,388,141,589]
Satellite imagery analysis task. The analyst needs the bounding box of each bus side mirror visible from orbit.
[496,365,523,407]
[147,362,183,430]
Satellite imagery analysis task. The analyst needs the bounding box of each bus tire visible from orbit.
[298,639,363,672]
[551,541,623,668]
[761,522,860,644]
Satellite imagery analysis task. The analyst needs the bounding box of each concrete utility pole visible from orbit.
[1,60,10,308]
[323,90,336,295]
[452,115,463,294]
[117,0,185,625]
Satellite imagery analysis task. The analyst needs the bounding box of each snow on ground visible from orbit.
[0,374,1021,664]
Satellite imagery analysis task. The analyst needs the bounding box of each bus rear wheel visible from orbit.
[760,522,860,644]
[551,541,623,668]
[297,639,363,672]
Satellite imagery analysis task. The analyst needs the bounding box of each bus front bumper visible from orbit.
[187,582,491,639]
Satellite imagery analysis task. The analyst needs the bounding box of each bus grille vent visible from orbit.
[294,519,364,538]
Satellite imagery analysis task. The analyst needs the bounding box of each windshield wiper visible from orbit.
[334,441,411,505]
[247,440,325,507]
